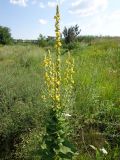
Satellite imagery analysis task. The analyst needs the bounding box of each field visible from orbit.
[0,38,120,159]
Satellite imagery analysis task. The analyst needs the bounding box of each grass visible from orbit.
[0,38,120,159]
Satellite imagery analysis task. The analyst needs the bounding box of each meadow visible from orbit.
[0,37,120,159]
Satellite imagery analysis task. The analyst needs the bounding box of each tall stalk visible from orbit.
[41,5,76,160]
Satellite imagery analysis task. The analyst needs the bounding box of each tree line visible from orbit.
[0,25,82,46]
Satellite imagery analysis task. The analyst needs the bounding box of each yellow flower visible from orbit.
[58,42,62,47]
[43,59,48,66]
[71,80,74,84]
[41,95,46,101]
[55,94,60,102]
[56,80,60,86]
[45,72,49,79]
[56,32,60,35]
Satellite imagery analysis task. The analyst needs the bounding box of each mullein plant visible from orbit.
[40,5,76,160]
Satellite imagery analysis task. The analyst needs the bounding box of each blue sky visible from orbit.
[0,0,120,39]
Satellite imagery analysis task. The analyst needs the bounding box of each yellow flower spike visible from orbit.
[53,4,61,109]
[41,5,76,159]
[44,5,75,111]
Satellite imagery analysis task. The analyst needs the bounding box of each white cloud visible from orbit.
[39,2,45,8]
[48,1,57,8]
[69,0,108,16]
[78,9,120,36]
[38,19,47,25]
[10,0,28,7]
[108,10,120,20]
[31,0,45,8]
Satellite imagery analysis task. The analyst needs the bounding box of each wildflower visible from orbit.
[71,79,74,84]
[100,148,108,155]
[51,77,54,81]
[43,56,48,66]
[56,80,60,86]
[64,113,71,117]
[71,68,74,73]
[89,145,97,151]
[41,4,76,160]
[45,72,49,79]
[41,95,46,100]
[55,94,60,102]
[58,42,62,47]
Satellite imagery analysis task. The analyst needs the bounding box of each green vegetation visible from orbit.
[0,26,13,45]
[40,6,77,160]
[38,34,47,47]
[63,25,81,44]
[0,37,120,159]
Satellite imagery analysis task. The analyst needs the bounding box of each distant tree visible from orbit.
[0,26,12,45]
[63,24,81,44]
[38,34,46,47]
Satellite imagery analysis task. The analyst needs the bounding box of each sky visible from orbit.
[0,0,120,39]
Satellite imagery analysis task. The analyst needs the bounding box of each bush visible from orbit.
[63,42,80,50]
[47,39,55,47]
[38,34,47,47]
[0,26,13,45]
[63,25,81,44]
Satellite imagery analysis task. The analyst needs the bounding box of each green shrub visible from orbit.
[63,42,80,50]
[63,25,81,44]
[0,26,13,45]
[38,34,47,47]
